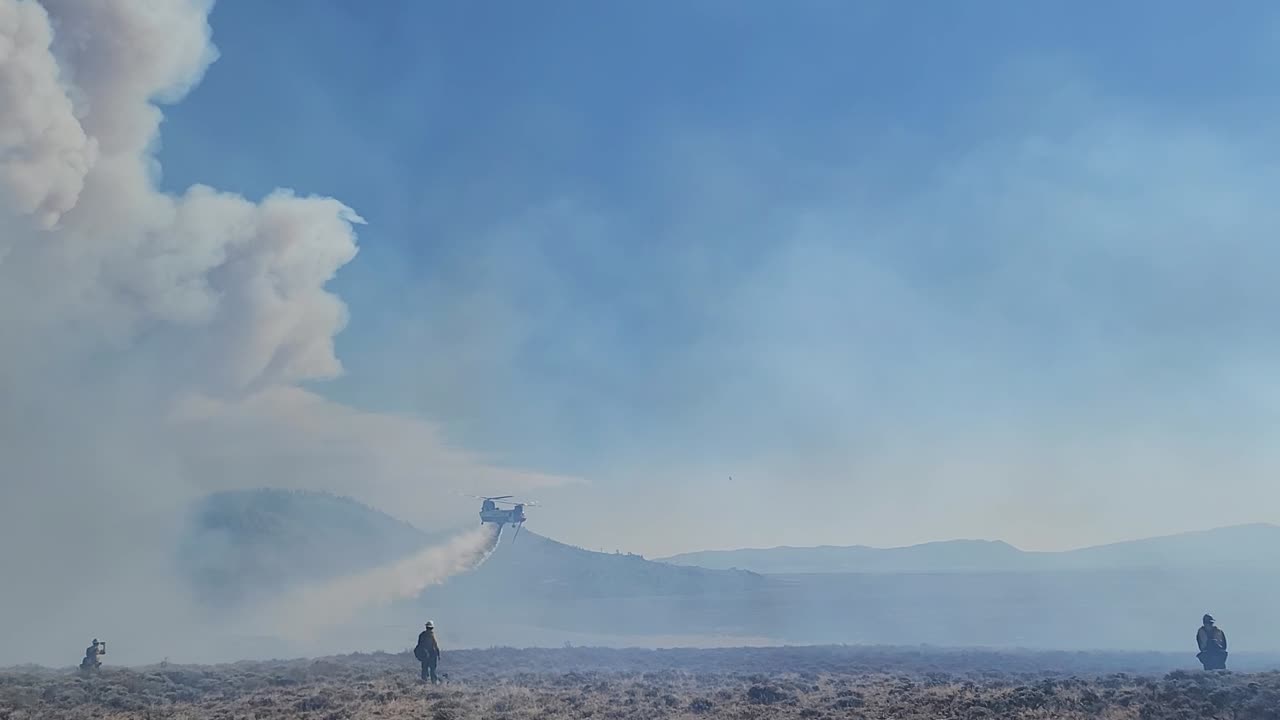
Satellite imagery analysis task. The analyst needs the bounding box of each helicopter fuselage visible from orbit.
[479,499,525,526]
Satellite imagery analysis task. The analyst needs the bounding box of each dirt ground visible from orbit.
[3,646,1279,719]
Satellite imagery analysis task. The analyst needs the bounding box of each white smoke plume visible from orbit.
[0,0,570,666]
[266,524,503,643]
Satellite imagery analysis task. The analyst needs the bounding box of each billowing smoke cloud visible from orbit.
[264,524,503,645]
[0,0,570,666]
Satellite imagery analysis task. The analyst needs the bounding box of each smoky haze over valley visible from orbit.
[3,0,1280,670]
[172,491,1280,660]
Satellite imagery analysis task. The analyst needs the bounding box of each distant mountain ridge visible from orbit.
[419,524,1280,652]
[432,530,764,601]
[658,523,1280,574]
[177,488,763,611]
[174,491,1280,654]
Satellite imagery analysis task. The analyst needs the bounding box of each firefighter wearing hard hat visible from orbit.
[414,621,442,683]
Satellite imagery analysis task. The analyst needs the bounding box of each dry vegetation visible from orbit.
[3,646,1279,720]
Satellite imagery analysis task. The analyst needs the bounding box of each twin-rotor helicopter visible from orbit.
[469,495,539,541]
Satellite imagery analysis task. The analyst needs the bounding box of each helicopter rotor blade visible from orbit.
[456,491,496,501]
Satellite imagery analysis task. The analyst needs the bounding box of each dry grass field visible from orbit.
[3,646,1279,719]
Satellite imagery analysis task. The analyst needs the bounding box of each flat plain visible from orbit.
[3,646,1279,719]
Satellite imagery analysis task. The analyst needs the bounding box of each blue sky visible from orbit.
[155,0,1280,555]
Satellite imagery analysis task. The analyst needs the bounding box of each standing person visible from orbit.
[414,621,442,683]
[1196,613,1228,670]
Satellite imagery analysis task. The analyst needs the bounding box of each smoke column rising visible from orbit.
[0,0,571,666]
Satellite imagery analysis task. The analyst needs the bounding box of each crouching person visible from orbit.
[80,639,105,672]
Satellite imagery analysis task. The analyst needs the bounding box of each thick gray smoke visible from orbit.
[0,0,568,666]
